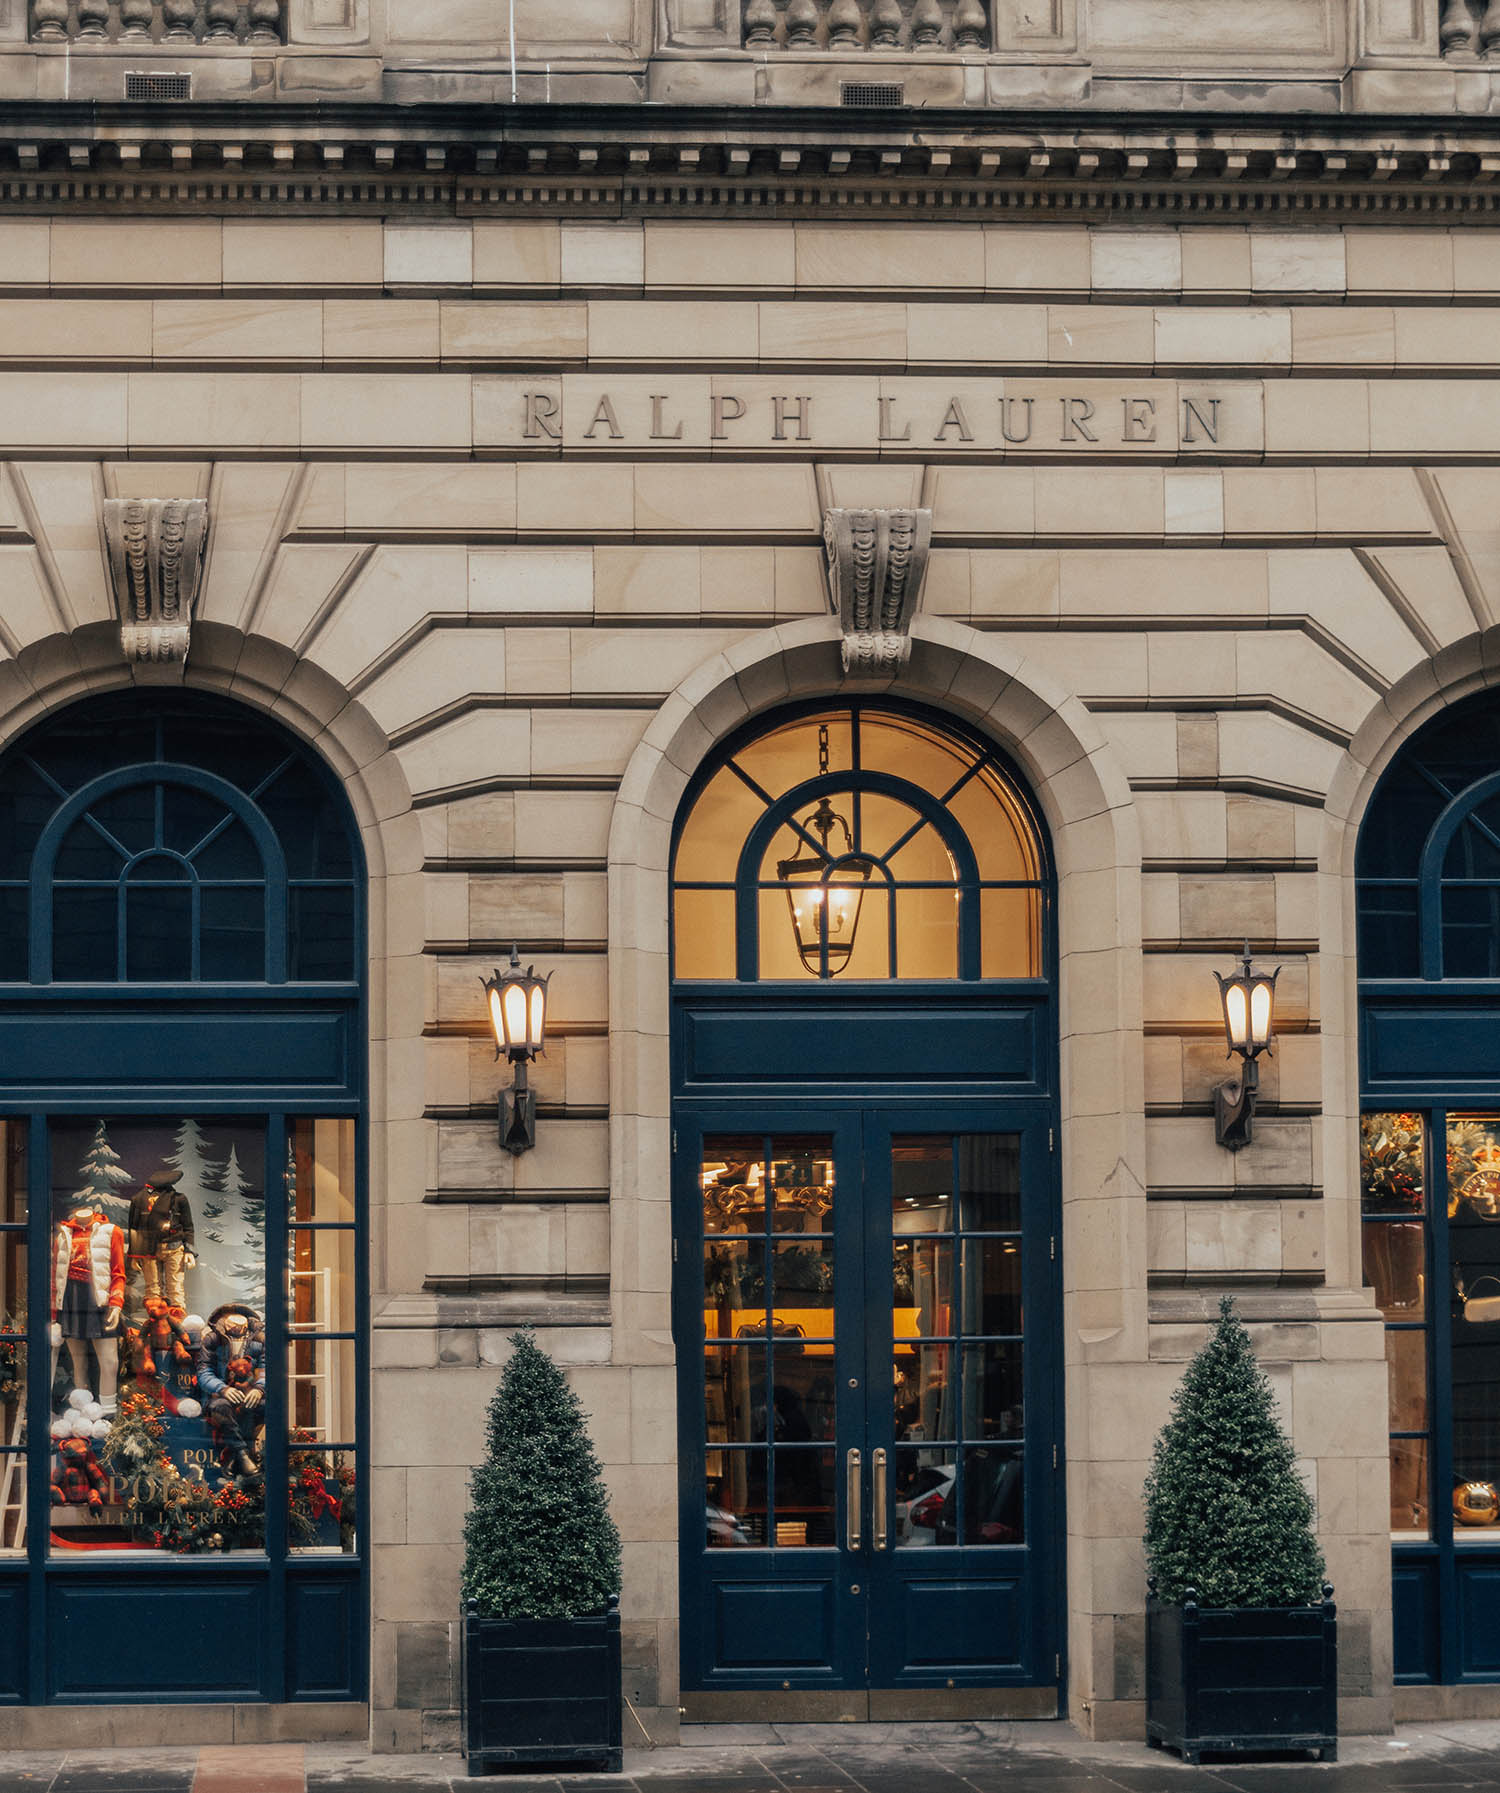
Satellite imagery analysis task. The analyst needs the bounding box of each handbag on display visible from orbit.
[1457,1274,1500,1324]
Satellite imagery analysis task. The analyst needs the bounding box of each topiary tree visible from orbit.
[462,1327,622,1620]
[1144,1296,1326,1608]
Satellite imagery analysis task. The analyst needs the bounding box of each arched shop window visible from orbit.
[0,693,365,1707]
[1357,688,1500,1685]
[672,701,1047,981]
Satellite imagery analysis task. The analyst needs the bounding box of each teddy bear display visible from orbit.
[125,1298,195,1381]
[51,1435,109,1511]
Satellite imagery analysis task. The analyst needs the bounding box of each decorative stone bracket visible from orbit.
[823,506,933,675]
[103,497,209,665]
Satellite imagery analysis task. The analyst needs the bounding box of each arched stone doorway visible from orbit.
[669,696,1062,1718]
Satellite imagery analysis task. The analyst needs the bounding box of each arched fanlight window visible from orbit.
[1358,692,1500,981]
[672,702,1047,981]
[0,695,358,986]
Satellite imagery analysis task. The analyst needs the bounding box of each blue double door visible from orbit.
[676,1102,1061,1715]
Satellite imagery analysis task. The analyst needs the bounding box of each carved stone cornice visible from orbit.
[824,506,932,676]
[102,497,209,664]
[0,102,1498,218]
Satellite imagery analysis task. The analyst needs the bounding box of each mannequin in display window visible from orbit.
[127,1167,197,1310]
[51,1205,126,1414]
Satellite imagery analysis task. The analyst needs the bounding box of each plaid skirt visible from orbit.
[58,1277,109,1340]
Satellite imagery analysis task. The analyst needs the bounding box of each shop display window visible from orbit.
[45,1117,267,1557]
[0,1114,365,1561]
[1446,1115,1500,1541]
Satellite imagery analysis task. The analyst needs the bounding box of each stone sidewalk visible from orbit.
[7,1719,1500,1792]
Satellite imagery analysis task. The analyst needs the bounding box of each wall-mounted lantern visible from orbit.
[482,946,551,1155]
[1212,944,1279,1152]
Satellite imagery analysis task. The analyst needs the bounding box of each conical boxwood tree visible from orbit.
[1144,1296,1326,1608]
[462,1327,622,1619]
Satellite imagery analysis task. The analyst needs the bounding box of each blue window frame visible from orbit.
[0,693,366,1708]
[0,700,356,987]
[1358,690,1500,1685]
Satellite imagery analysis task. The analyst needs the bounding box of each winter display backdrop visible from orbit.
[47,1118,271,1548]
[51,1116,267,1323]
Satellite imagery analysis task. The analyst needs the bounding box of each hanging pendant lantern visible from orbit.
[777,793,873,976]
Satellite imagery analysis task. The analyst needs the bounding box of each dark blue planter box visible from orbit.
[1146,1592,1338,1765]
[461,1602,623,1776]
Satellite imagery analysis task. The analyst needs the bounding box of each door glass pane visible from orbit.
[707,1450,767,1548]
[773,1448,836,1547]
[897,1340,956,1446]
[772,1240,834,1337]
[705,1344,765,1445]
[962,1239,1023,1335]
[892,1132,1026,1548]
[47,1117,266,1558]
[700,1133,833,1553]
[894,1448,954,1547]
[896,1241,952,1338]
[959,1134,1021,1231]
[961,1446,1024,1546]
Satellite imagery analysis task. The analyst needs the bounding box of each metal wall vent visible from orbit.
[125,72,192,100]
[841,81,904,107]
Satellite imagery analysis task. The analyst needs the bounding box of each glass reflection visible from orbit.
[1361,1221,1425,1319]
[961,1239,1023,1336]
[773,1448,836,1547]
[1390,1436,1429,1537]
[962,1447,1024,1546]
[1386,1330,1426,1435]
[704,1345,766,1445]
[963,1341,1024,1442]
[894,1446,954,1548]
[895,1341,955,1444]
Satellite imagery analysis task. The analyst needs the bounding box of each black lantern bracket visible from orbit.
[1213,1054,1260,1153]
[500,1063,537,1157]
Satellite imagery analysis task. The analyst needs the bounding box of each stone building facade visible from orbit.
[0,0,1498,1756]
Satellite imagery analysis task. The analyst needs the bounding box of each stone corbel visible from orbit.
[103,498,209,666]
[823,506,933,676]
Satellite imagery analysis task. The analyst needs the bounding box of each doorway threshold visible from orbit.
[680,1688,1060,1723]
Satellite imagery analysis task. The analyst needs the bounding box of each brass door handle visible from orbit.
[872,1447,888,1551]
[846,1448,862,1552]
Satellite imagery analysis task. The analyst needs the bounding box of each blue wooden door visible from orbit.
[676,1102,1060,1702]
